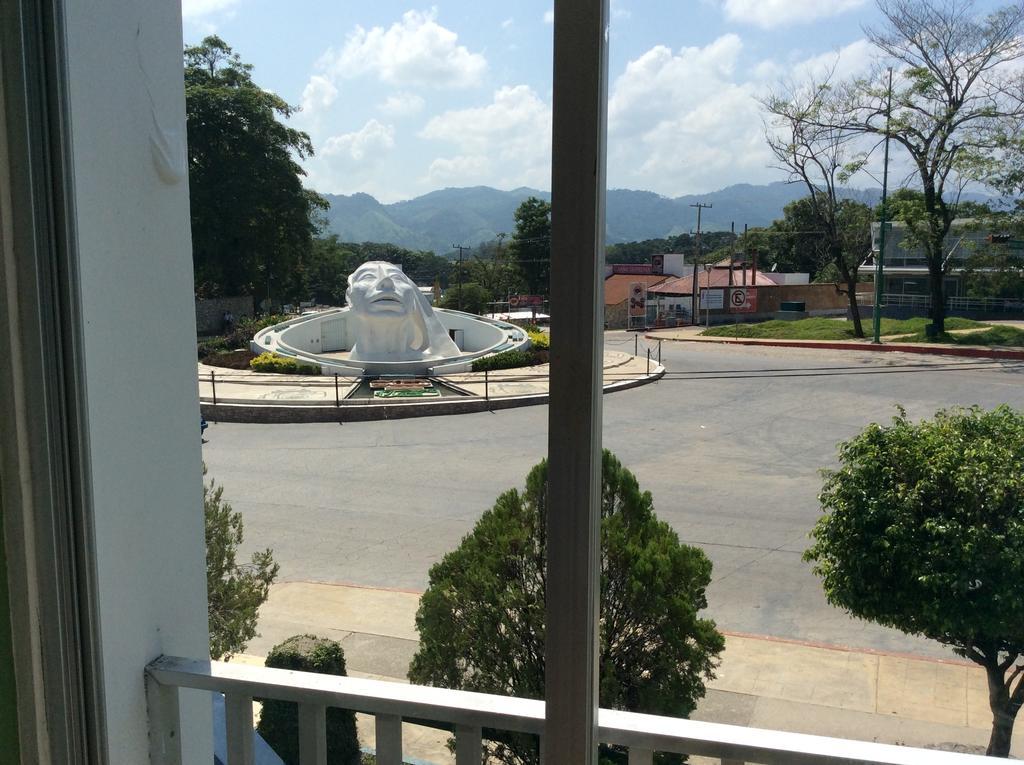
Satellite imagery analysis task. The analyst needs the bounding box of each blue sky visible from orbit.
[180,1,983,202]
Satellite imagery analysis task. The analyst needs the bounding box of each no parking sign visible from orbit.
[729,287,757,313]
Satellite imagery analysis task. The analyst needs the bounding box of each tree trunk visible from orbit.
[847,278,864,338]
[929,266,946,333]
[985,662,1019,758]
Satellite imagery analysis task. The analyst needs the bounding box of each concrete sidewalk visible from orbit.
[645,322,1024,361]
[235,581,1019,762]
[199,350,659,406]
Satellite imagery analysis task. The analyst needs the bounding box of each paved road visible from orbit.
[202,333,1024,658]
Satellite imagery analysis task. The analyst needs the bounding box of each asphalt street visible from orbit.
[201,333,1024,659]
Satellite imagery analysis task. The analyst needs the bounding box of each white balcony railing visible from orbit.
[145,656,997,765]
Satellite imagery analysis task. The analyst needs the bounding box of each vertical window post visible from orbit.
[545,0,609,761]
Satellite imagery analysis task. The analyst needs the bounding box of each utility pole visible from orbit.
[872,67,893,344]
[690,203,711,324]
[452,244,469,311]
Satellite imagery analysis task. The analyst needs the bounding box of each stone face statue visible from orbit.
[346,261,460,362]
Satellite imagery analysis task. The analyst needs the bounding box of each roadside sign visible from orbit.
[629,282,646,316]
[729,287,757,313]
[700,288,725,310]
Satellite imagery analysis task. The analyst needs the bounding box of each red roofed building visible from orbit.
[604,273,670,329]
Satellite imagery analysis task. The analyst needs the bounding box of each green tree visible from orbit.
[805,406,1024,757]
[409,450,723,765]
[509,197,551,295]
[439,281,493,315]
[256,635,360,764]
[833,0,1024,331]
[185,36,326,300]
[961,211,1024,299]
[306,236,362,305]
[466,236,527,301]
[205,467,279,660]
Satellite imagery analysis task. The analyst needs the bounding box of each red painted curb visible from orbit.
[646,334,1024,361]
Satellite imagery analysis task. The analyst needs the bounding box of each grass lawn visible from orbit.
[902,324,1024,347]
[699,316,988,341]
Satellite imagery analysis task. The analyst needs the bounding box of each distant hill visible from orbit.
[321,183,990,255]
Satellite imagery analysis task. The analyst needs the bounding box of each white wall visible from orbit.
[436,311,504,350]
[66,0,212,761]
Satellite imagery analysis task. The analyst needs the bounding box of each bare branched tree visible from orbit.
[763,75,872,336]
[837,0,1024,331]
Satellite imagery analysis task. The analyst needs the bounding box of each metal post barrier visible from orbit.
[485,369,489,402]
[334,374,340,407]
[210,371,217,406]
[658,340,662,365]
[646,348,650,376]
[634,334,638,356]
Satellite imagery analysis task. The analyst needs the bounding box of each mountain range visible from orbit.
[321,182,989,256]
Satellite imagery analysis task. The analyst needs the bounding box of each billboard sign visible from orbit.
[509,294,544,308]
[629,282,646,316]
[700,289,725,310]
[729,287,757,313]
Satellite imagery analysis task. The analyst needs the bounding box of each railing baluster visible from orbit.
[374,713,402,765]
[454,723,482,764]
[225,692,254,765]
[627,747,653,765]
[145,678,182,765]
[298,702,327,765]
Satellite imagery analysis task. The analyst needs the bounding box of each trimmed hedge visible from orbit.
[471,350,537,372]
[249,352,319,375]
[256,635,361,765]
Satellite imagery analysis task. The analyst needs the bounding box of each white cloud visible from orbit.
[543,9,554,24]
[607,35,772,195]
[420,85,552,189]
[426,155,493,185]
[791,38,875,82]
[322,9,487,89]
[321,119,396,164]
[181,0,239,19]
[721,0,867,29]
[501,17,514,29]
[300,75,338,115]
[378,92,426,117]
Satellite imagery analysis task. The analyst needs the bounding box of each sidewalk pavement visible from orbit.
[645,322,1024,361]
[232,581,1020,763]
[198,350,658,405]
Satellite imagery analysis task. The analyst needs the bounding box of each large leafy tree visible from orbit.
[205,467,279,660]
[409,450,723,765]
[805,406,1024,757]
[832,0,1024,331]
[509,197,551,295]
[185,36,326,300]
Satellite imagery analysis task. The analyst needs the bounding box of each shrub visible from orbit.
[409,451,723,765]
[526,330,549,350]
[257,635,361,765]
[224,313,288,350]
[471,350,537,372]
[197,336,230,359]
[249,352,319,375]
[205,466,278,660]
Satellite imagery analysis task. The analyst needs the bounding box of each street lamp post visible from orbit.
[872,68,893,344]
